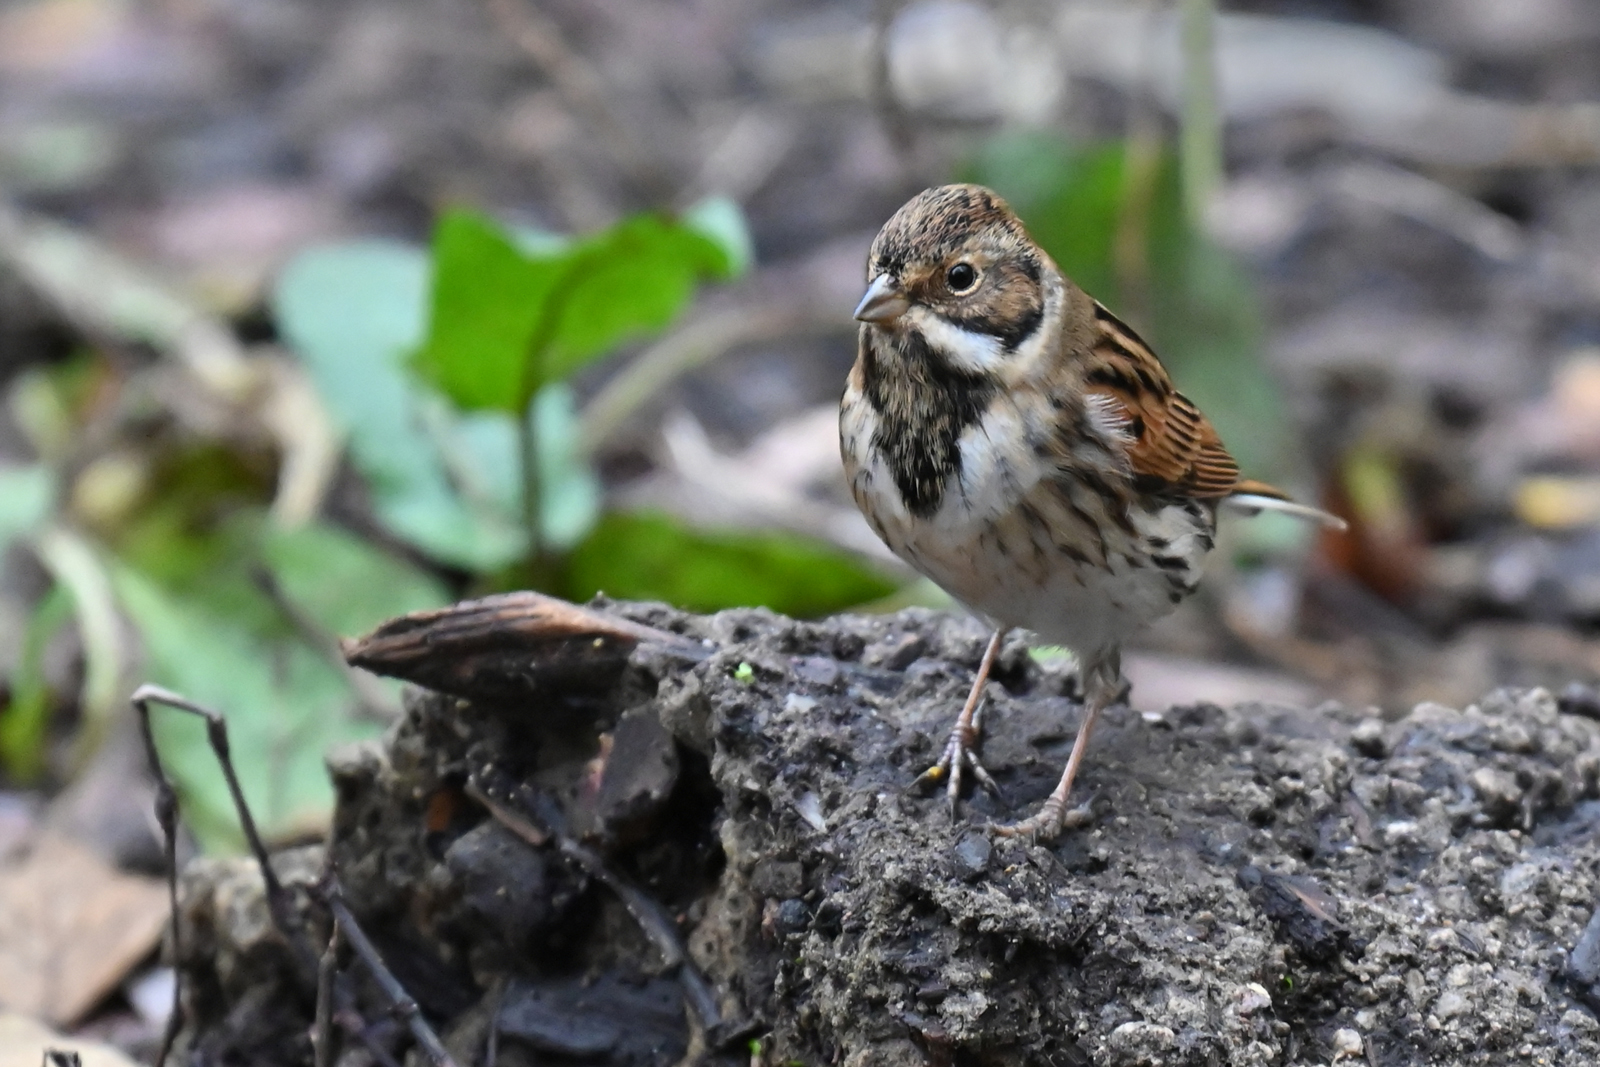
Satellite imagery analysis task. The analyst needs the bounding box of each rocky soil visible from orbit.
[172,597,1600,1066]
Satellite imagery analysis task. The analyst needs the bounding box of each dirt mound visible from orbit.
[172,599,1600,1066]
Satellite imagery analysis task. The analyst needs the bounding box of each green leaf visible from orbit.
[410,210,733,414]
[411,211,565,413]
[114,564,379,853]
[565,511,898,617]
[0,464,54,554]
[273,240,524,570]
[542,214,731,385]
[682,196,755,278]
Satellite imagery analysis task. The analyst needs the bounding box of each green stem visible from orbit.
[518,394,544,569]
[1179,0,1222,227]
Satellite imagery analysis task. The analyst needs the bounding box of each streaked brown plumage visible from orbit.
[840,184,1340,839]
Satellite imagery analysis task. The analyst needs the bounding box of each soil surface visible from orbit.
[174,599,1600,1066]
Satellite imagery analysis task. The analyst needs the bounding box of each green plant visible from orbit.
[0,198,894,852]
[273,199,894,607]
[0,373,446,849]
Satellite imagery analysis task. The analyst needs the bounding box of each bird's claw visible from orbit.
[913,715,1002,820]
[990,797,1094,841]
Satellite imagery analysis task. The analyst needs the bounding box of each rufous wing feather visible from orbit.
[1081,303,1348,528]
[1081,303,1242,499]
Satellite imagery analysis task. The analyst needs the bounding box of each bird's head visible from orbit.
[855,184,1051,372]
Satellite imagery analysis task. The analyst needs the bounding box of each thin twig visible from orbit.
[463,777,724,1030]
[131,686,309,963]
[314,924,343,1067]
[131,688,198,1067]
[576,305,839,457]
[134,685,417,1067]
[317,877,462,1067]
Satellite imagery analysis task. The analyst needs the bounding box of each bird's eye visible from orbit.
[946,262,978,293]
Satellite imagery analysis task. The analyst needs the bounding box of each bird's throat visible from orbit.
[860,327,998,518]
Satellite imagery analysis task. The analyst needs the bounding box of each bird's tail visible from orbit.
[1224,479,1348,531]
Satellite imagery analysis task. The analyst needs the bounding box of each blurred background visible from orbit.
[5,0,1600,1053]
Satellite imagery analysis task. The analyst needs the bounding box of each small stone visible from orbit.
[793,791,827,832]
[1492,721,1536,754]
[791,656,842,689]
[1567,905,1600,986]
[1107,1020,1177,1064]
[1351,718,1388,757]
[1331,1028,1363,1057]
[954,831,992,877]
[775,898,810,934]
[751,859,805,898]
[1561,1008,1599,1034]
[1233,983,1272,1016]
[1469,766,1523,821]
[863,632,927,670]
[1434,991,1469,1019]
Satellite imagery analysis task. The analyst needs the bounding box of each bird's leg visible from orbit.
[994,649,1119,841]
[914,628,1005,817]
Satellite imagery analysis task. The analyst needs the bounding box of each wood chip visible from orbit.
[343,591,707,702]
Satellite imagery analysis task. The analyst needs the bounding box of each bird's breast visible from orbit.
[842,381,1217,651]
[842,380,1046,541]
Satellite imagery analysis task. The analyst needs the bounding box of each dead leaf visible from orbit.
[0,1011,141,1067]
[0,834,167,1025]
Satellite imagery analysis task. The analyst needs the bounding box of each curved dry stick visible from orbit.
[463,778,725,1031]
[132,684,454,1067]
[132,686,306,955]
[316,878,461,1067]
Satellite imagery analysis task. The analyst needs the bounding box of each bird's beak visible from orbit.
[853,274,910,325]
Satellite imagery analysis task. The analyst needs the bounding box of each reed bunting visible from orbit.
[840,184,1342,839]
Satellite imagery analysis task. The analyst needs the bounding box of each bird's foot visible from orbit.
[912,716,1002,820]
[990,796,1094,842]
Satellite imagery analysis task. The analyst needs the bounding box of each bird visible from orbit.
[839,183,1343,839]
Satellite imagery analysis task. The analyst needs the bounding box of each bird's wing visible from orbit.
[1077,302,1347,528]
[1078,302,1244,499]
